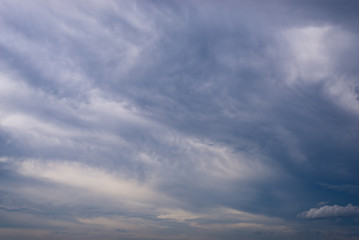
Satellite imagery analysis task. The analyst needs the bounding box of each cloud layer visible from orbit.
[0,0,359,239]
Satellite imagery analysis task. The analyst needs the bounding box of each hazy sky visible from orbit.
[1,1,359,239]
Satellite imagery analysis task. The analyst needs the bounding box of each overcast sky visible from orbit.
[1,1,359,239]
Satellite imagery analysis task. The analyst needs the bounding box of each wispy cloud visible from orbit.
[16,160,162,203]
[1,0,359,239]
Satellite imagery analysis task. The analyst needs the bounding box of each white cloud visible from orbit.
[182,207,294,234]
[323,78,359,116]
[298,204,359,219]
[280,26,333,84]
[15,160,164,204]
[279,25,359,116]
[77,215,162,231]
[179,138,276,181]
[78,206,293,237]
[157,208,204,221]
[280,25,352,85]
[0,0,158,88]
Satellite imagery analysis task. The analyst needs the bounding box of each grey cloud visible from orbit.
[0,0,359,239]
[298,204,359,219]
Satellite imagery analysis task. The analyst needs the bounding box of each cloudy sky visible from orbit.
[0,0,359,239]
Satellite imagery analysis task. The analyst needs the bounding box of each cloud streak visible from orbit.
[16,160,161,203]
[0,0,359,239]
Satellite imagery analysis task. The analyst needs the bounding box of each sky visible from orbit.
[0,0,359,239]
